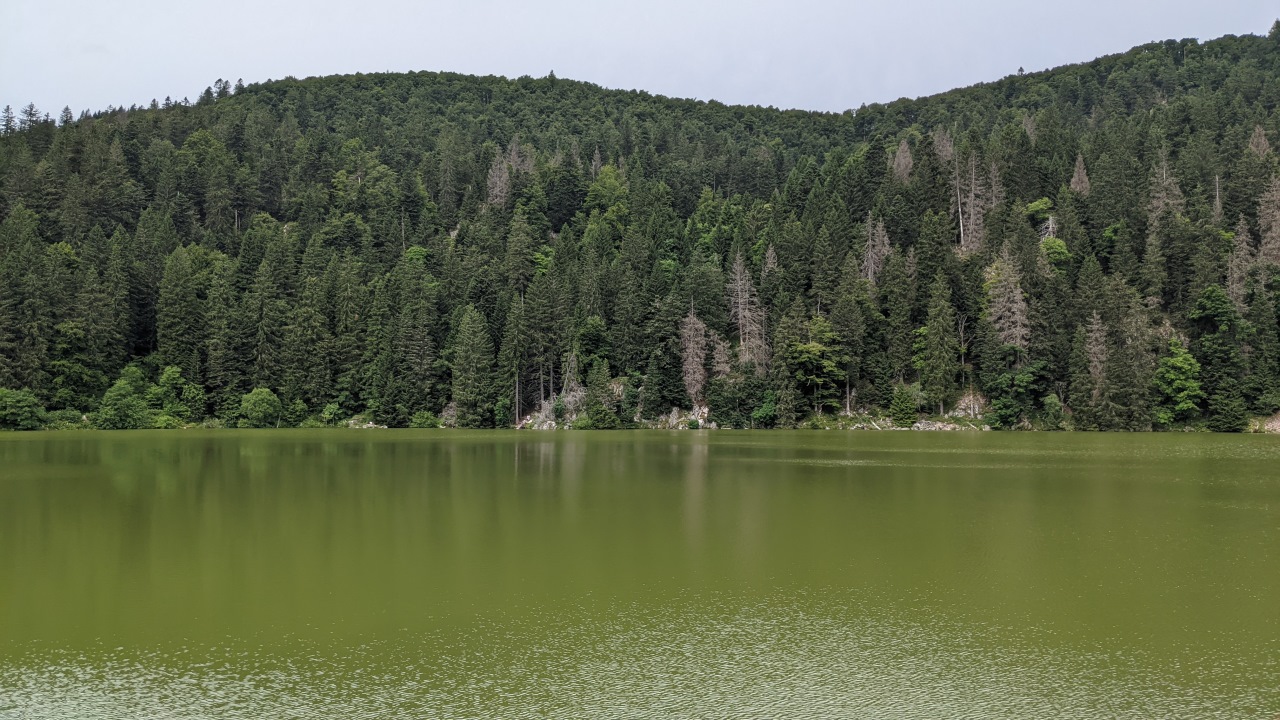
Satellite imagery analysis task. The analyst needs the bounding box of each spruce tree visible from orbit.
[1189,285,1249,432]
[450,305,495,428]
[920,273,960,414]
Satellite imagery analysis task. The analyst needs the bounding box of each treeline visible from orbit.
[2,25,1280,431]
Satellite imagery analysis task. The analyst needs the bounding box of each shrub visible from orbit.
[94,377,151,429]
[0,388,47,430]
[43,408,87,430]
[239,388,282,428]
[409,411,442,428]
[152,414,183,429]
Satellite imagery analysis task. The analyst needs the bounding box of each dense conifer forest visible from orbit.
[3,24,1280,430]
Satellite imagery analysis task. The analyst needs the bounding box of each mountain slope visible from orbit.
[1,24,1279,430]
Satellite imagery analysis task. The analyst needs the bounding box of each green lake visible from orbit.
[1,430,1278,718]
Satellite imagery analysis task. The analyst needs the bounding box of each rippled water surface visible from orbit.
[2,430,1278,718]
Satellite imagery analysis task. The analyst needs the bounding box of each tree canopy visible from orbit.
[3,27,1280,431]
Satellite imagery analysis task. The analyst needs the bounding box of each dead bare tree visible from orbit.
[1259,175,1280,267]
[727,252,770,372]
[1039,215,1059,241]
[762,244,779,283]
[679,310,709,406]
[1070,153,1091,196]
[507,139,535,175]
[862,216,891,285]
[1147,151,1185,224]
[1226,217,1256,312]
[891,138,913,184]
[988,160,1005,212]
[984,249,1031,354]
[1021,114,1038,143]
[711,333,732,378]
[956,153,990,255]
[1213,174,1224,225]
[932,127,954,163]
[1249,125,1272,158]
[485,151,510,207]
[1084,311,1109,402]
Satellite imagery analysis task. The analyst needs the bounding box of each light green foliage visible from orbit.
[789,314,844,414]
[148,365,202,424]
[1025,197,1053,221]
[409,411,442,428]
[94,368,153,430]
[239,388,282,428]
[1040,237,1071,267]
[1152,338,1204,427]
[0,388,47,430]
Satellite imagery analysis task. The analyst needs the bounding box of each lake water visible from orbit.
[1,430,1278,718]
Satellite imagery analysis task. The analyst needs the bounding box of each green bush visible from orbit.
[319,402,344,426]
[93,375,152,429]
[239,388,282,428]
[152,414,183,429]
[0,388,48,430]
[43,408,87,430]
[409,411,442,428]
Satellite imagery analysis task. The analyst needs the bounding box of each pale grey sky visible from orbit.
[1,0,1275,116]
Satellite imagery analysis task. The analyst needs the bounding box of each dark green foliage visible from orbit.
[450,305,495,428]
[919,273,960,414]
[3,28,1280,431]
[584,358,621,429]
[1188,286,1249,432]
[889,384,918,428]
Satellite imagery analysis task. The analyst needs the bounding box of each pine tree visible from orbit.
[584,358,620,428]
[450,305,495,428]
[1188,285,1248,432]
[156,245,209,386]
[881,250,915,381]
[1242,283,1280,414]
[919,273,960,414]
[1069,314,1113,430]
[983,248,1030,357]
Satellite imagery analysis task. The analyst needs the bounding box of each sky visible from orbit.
[1,0,1276,117]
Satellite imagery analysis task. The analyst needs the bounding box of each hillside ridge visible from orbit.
[1,23,1279,432]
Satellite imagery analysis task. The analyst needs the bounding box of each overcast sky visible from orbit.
[2,1,1275,116]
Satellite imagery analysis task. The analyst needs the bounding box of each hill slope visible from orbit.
[2,24,1280,430]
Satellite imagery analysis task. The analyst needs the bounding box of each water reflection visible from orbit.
[1,430,1279,717]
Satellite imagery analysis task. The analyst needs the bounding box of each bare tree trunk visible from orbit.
[680,309,708,406]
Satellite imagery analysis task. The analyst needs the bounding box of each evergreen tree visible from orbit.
[584,357,621,428]
[919,273,960,414]
[1152,337,1204,428]
[450,305,495,428]
[1188,285,1249,432]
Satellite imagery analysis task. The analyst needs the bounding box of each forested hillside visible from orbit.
[3,24,1280,430]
